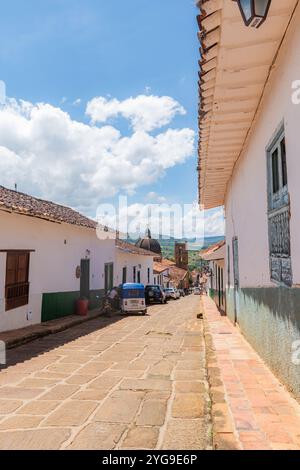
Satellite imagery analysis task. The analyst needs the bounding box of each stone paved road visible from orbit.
[0,296,211,450]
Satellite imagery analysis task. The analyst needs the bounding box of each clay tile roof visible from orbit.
[200,239,225,258]
[160,259,176,267]
[0,186,97,229]
[168,265,189,283]
[153,261,170,274]
[116,239,156,257]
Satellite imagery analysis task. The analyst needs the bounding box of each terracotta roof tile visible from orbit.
[168,265,189,284]
[153,261,170,274]
[200,240,225,257]
[116,239,156,257]
[160,259,176,267]
[0,186,97,229]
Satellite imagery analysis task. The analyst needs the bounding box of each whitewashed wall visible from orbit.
[0,211,115,332]
[225,6,300,288]
[223,7,300,399]
[115,251,154,287]
[209,260,225,291]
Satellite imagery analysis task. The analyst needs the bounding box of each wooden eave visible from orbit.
[197,0,299,209]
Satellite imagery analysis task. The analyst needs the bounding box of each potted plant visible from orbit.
[76,296,89,316]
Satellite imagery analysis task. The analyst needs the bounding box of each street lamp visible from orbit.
[233,0,272,28]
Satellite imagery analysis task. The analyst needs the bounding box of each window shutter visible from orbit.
[17,253,29,283]
[6,253,17,286]
[5,251,30,311]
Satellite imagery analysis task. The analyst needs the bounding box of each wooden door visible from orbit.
[232,237,240,324]
[80,259,90,299]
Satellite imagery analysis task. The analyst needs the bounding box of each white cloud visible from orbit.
[96,199,209,241]
[73,98,81,106]
[204,208,225,237]
[0,96,195,214]
[0,81,6,105]
[86,94,186,132]
[146,192,166,203]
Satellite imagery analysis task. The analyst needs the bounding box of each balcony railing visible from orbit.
[268,205,292,286]
[5,282,30,311]
[269,206,291,257]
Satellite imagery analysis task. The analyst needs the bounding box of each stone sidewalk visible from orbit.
[0,296,211,450]
[0,309,103,350]
[202,295,300,450]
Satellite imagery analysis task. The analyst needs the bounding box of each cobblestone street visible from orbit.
[0,296,211,450]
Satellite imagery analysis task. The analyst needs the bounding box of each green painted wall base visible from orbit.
[41,289,105,322]
[42,291,79,322]
[209,288,217,304]
[209,288,226,313]
[226,287,300,400]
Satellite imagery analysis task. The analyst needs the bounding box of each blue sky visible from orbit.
[0,0,224,236]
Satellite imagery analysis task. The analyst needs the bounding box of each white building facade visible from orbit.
[197,0,300,398]
[115,241,154,287]
[0,187,154,333]
[201,242,226,313]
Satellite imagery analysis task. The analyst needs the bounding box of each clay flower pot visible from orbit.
[76,298,89,316]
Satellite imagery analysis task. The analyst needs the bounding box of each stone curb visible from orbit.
[0,309,121,351]
[201,297,241,451]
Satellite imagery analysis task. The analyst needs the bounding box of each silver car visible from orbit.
[164,288,179,300]
[174,289,181,299]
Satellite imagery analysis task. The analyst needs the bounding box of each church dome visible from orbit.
[135,229,162,255]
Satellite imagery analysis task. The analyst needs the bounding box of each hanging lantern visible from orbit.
[233,0,272,28]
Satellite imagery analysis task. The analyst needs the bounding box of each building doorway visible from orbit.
[80,259,90,299]
[122,267,127,284]
[105,263,114,293]
[232,237,240,324]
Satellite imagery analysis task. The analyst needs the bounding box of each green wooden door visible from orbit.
[80,259,90,299]
[122,267,127,284]
[232,237,240,324]
[105,263,114,292]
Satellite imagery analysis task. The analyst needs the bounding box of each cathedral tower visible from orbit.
[175,242,189,270]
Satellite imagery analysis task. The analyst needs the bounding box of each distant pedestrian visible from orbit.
[199,273,208,295]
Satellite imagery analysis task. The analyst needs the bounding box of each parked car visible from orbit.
[194,287,201,295]
[164,288,179,300]
[178,289,185,297]
[175,289,181,299]
[145,285,167,305]
[163,288,172,300]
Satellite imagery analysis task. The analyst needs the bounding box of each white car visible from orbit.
[164,288,179,300]
[194,287,201,295]
[174,288,181,299]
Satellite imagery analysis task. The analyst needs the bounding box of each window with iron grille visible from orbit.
[5,252,30,311]
[267,126,292,287]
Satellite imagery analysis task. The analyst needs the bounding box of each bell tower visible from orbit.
[175,242,189,270]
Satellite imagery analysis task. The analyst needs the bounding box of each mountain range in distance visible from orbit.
[128,235,225,252]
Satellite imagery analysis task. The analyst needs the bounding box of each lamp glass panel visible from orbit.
[254,0,269,17]
[240,0,252,21]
